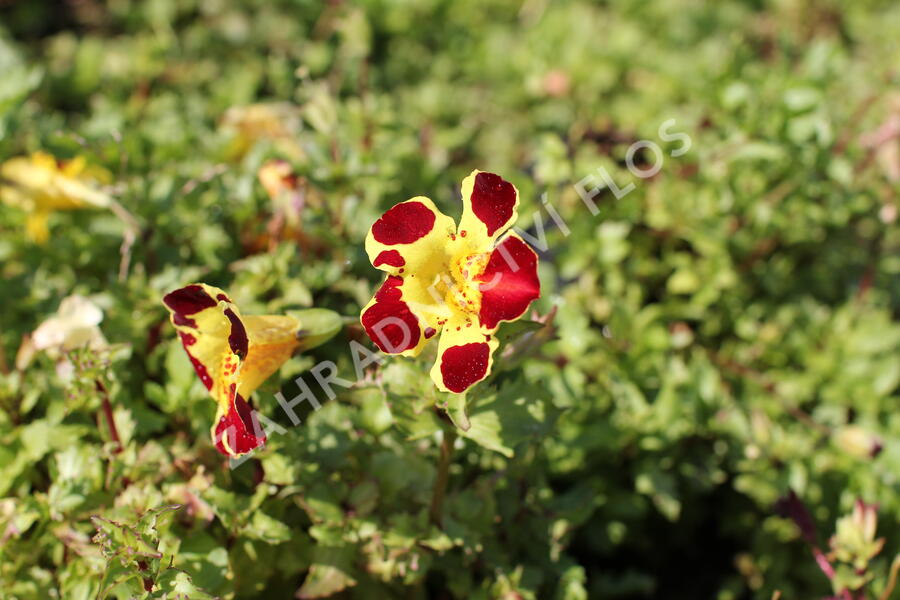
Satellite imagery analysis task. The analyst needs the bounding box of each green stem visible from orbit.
[429,428,457,527]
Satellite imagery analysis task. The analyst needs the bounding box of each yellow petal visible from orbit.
[162,283,246,413]
[0,153,111,212]
[163,284,304,457]
[360,273,450,358]
[364,197,456,278]
[456,170,520,253]
[25,211,50,244]
[429,311,499,394]
[239,314,301,396]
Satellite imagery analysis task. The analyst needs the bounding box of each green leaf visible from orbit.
[243,512,292,544]
[495,319,545,345]
[296,545,358,599]
[290,308,344,351]
[460,383,558,457]
[444,392,470,432]
[152,569,218,600]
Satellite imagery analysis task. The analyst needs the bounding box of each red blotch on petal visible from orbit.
[371,201,436,245]
[477,235,540,330]
[175,330,212,389]
[440,342,490,393]
[361,276,422,353]
[373,249,406,268]
[186,350,213,390]
[164,285,217,328]
[470,172,516,237]
[223,307,248,359]
[424,327,437,339]
[214,390,266,456]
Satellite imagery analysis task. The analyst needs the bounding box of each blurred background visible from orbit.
[0,0,898,598]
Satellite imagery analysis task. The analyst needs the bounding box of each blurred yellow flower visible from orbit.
[0,152,112,244]
[221,103,304,161]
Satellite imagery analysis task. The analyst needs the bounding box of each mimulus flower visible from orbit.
[164,284,322,457]
[0,152,112,244]
[221,103,303,161]
[360,170,541,393]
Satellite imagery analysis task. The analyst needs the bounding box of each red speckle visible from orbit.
[371,201,436,245]
[440,342,491,393]
[456,326,461,331]
[361,276,422,353]
[461,230,467,237]
[179,332,197,346]
[477,235,540,329]
[470,172,516,237]
[450,233,457,241]
[373,249,406,268]
[163,284,217,328]
[466,322,472,327]
[424,327,437,339]
[214,391,266,456]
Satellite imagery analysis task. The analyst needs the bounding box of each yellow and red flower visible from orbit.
[360,170,541,393]
[0,152,112,243]
[163,284,305,457]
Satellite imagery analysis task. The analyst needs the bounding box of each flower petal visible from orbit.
[164,285,305,457]
[163,284,237,393]
[213,388,266,457]
[365,197,456,276]
[1,153,111,211]
[457,170,519,248]
[361,275,449,357]
[430,316,499,393]
[32,295,106,352]
[25,211,50,244]
[163,284,257,456]
[476,233,541,330]
[239,315,301,396]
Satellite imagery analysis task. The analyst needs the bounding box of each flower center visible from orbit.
[444,250,490,315]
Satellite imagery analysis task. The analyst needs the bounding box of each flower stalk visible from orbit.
[429,427,457,527]
[96,379,122,454]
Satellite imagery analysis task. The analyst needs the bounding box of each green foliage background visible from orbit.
[1,0,899,598]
